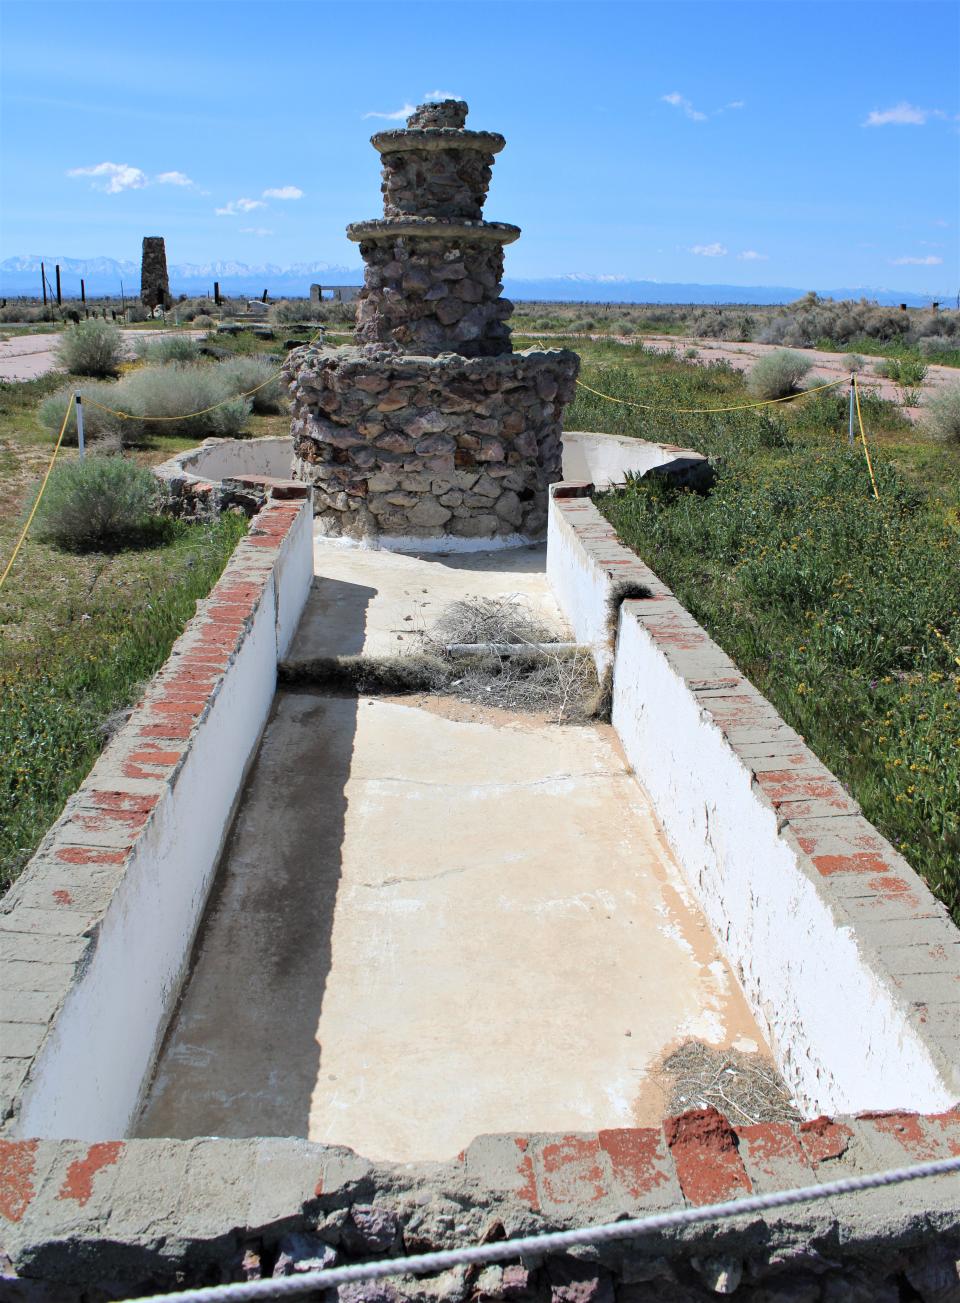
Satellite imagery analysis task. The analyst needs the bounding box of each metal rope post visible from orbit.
[75,393,85,460]
[848,374,855,448]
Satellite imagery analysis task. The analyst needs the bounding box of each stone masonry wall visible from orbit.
[353,232,515,358]
[2,1107,959,1300]
[377,141,501,220]
[287,345,578,540]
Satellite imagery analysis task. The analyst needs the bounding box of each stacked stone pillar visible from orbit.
[285,100,579,542]
[140,237,171,311]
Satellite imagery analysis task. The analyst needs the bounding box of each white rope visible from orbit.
[123,1153,960,1302]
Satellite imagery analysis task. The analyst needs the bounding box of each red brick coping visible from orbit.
[0,493,312,1135]
[0,1106,958,1292]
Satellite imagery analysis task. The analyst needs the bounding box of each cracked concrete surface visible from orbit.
[136,536,769,1160]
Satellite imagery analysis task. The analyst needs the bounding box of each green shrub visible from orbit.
[118,363,251,438]
[54,319,125,377]
[217,355,284,413]
[918,335,960,359]
[843,353,866,373]
[269,298,317,325]
[0,303,57,324]
[193,314,216,328]
[747,350,813,399]
[877,357,928,386]
[924,384,960,441]
[134,334,201,364]
[172,297,218,322]
[31,456,160,550]
[38,383,129,446]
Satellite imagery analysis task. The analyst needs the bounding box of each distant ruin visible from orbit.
[285,99,579,543]
[140,236,170,310]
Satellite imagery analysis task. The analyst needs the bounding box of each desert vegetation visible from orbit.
[0,329,291,889]
[54,317,125,377]
[563,340,960,921]
[30,456,163,550]
[511,294,960,366]
[746,349,812,399]
[38,340,289,443]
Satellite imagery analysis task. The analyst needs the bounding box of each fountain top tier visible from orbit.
[361,99,507,223]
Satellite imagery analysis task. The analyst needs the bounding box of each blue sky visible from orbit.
[1,0,957,292]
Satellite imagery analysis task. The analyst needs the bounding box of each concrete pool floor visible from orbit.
[136,536,770,1161]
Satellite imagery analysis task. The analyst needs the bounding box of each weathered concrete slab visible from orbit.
[287,536,565,661]
[138,539,768,1161]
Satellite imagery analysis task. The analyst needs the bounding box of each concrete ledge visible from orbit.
[0,496,315,1139]
[548,490,960,1117]
[561,430,713,491]
[1,1107,957,1295]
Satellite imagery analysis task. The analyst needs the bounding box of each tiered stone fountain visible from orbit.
[285,99,579,543]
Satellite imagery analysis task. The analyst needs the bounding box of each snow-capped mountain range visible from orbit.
[0,255,950,307]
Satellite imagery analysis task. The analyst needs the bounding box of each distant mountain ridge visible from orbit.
[0,255,950,307]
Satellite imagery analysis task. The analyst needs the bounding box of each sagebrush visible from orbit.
[747,350,812,399]
[218,354,285,413]
[925,384,960,442]
[31,456,160,550]
[54,319,125,377]
[134,335,201,364]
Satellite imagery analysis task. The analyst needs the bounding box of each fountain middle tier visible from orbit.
[349,222,521,357]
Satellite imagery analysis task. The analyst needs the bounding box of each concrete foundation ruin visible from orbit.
[285,100,579,543]
[140,236,170,310]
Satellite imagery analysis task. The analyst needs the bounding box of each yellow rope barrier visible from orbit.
[852,375,881,501]
[0,394,75,592]
[574,374,847,415]
[83,328,326,423]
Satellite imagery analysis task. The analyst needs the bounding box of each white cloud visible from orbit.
[156,170,194,187]
[240,227,274,237]
[726,100,745,110]
[690,242,728,257]
[738,250,768,261]
[424,89,462,102]
[932,218,950,227]
[215,197,267,216]
[864,101,932,126]
[262,185,303,200]
[363,103,416,121]
[67,161,147,193]
[890,255,943,266]
[662,91,707,122]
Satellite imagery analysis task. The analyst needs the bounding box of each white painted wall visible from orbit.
[612,609,954,1114]
[546,495,615,675]
[546,491,957,1115]
[274,499,316,657]
[160,436,294,485]
[13,506,314,1139]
